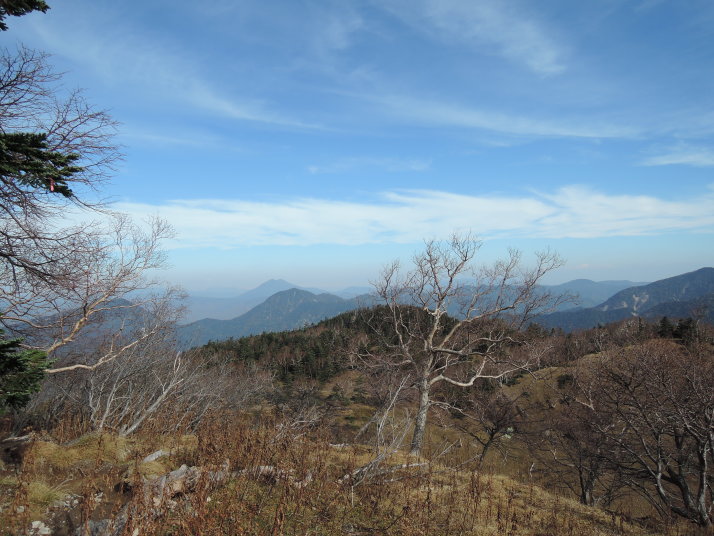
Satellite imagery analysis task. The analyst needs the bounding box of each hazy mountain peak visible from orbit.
[178,288,361,349]
[251,279,297,291]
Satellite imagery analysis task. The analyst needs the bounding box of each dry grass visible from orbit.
[0,426,200,534]
[0,475,18,487]
[0,407,702,535]
[25,481,68,516]
[137,419,666,536]
[26,433,132,472]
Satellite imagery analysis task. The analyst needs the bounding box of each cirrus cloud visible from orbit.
[641,144,714,167]
[377,0,567,75]
[112,186,714,249]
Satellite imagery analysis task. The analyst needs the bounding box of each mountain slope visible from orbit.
[542,279,648,309]
[178,289,365,348]
[594,267,714,313]
[182,279,329,323]
[537,268,714,331]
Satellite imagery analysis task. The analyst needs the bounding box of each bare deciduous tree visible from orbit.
[0,44,159,379]
[86,343,189,436]
[447,386,525,468]
[1,214,177,372]
[365,233,565,456]
[84,348,273,437]
[26,327,275,436]
[527,379,623,507]
[0,46,119,290]
[585,340,714,527]
[0,47,119,185]
[0,40,198,432]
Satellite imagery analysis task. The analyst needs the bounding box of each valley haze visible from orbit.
[178,268,714,348]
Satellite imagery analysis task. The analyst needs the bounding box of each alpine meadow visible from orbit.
[1,2,713,535]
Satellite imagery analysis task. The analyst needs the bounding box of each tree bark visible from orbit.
[409,375,430,456]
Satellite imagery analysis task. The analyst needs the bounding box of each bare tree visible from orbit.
[25,326,275,436]
[86,340,189,436]
[366,233,565,456]
[527,377,624,507]
[0,39,197,433]
[0,45,146,374]
[83,346,268,437]
[1,214,177,372]
[447,385,525,468]
[0,46,119,288]
[0,47,118,186]
[585,340,714,527]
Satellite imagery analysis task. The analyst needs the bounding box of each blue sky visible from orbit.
[4,0,714,293]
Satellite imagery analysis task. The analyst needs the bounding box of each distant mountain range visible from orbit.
[181,278,643,324]
[178,289,372,349]
[536,268,714,331]
[13,269,709,356]
[171,268,713,347]
[182,280,370,323]
[544,279,648,310]
[174,277,650,348]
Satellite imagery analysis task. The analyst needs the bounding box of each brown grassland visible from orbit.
[0,396,705,536]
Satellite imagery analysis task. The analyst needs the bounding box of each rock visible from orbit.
[73,519,111,536]
[71,512,129,536]
[1,435,33,466]
[74,461,234,536]
[141,449,170,463]
[238,465,313,488]
[29,520,52,535]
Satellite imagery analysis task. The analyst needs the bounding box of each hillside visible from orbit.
[182,279,328,322]
[0,417,665,536]
[4,292,711,534]
[595,267,714,313]
[178,288,366,348]
[542,278,648,309]
[536,267,714,331]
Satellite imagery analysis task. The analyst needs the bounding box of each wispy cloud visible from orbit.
[372,94,637,139]
[186,88,321,129]
[307,157,431,174]
[641,144,714,167]
[635,0,668,12]
[310,6,364,56]
[112,186,714,249]
[27,8,315,129]
[536,186,714,237]
[119,126,228,149]
[377,0,567,75]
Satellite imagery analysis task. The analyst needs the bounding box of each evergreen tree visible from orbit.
[1,132,82,197]
[0,0,49,31]
[658,316,674,338]
[0,330,48,412]
[674,317,698,345]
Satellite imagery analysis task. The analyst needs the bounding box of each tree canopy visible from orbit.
[0,0,49,31]
[0,131,81,197]
[0,330,48,412]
